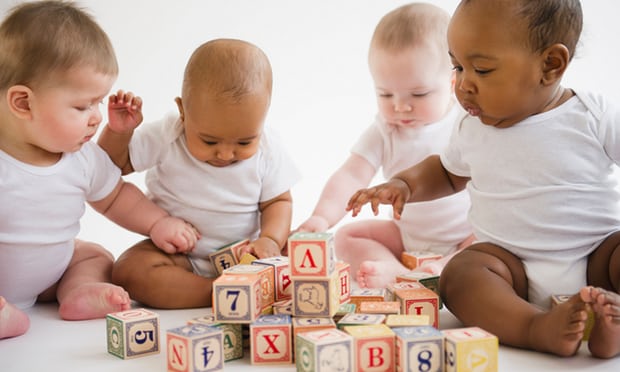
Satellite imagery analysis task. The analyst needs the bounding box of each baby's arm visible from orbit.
[97,90,143,175]
[296,154,376,232]
[347,155,465,219]
[89,180,199,254]
[243,191,294,258]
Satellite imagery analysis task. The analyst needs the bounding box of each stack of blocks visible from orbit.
[105,232,500,371]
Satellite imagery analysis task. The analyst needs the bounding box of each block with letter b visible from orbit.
[106,308,160,359]
[166,324,224,372]
[343,324,395,372]
[288,232,335,277]
[393,326,444,372]
[443,327,498,372]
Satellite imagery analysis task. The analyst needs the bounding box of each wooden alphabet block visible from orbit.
[401,251,442,270]
[106,308,160,359]
[551,294,594,340]
[250,314,293,365]
[443,327,498,372]
[291,317,336,348]
[385,314,430,328]
[292,271,340,317]
[359,301,401,315]
[288,232,336,277]
[385,281,425,301]
[393,286,440,328]
[393,326,444,372]
[396,271,442,308]
[337,313,386,329]
[253,256,292,301]
[187,315,243,362]
[223,263,275,309]
[166,324,224,372]
[349,288,388,312]
[333,303,357,323]
[343,324,395,372]
[336,261,351,304]
[272,299,293,315]
[212,273,262,323]
[295,328,354,372]
[208,239,251,276]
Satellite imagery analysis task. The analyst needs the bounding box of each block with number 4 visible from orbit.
[167,324,224,372]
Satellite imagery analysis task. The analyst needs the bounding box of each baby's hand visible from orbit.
[149,216,200,254]
[107,89,143,134]
[346,178,411,220]
[240,237,281,259]
[295,216,329,233]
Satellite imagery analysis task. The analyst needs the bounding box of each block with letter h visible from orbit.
[393,325,444,372]
[288,232,336,277]
[250,314,293,365]
[443,327,498,372]
[166,324,224,372]
[106,308,160,359]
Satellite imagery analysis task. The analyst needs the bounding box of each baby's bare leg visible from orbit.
[586,230,620,358]
[54,240,131,320]
[112,239,213,308]
[441,243,587,357]
[335,220,408,288]
[580,287,620,358]
[0,296,30,339]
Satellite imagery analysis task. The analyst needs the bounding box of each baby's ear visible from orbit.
[540,43,570,85]
[174,97,185,121]
[6,85,33,120]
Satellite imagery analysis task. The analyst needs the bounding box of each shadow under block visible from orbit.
[443,327,498,372]
[250,314,293,365]
[393,326,444,372]
[166,324,224,372]
[106,308,160,359]
[295,328,354,372]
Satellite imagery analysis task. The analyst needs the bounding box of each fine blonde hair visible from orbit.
[0,0,118,90]
[182,38,273,104]
[370,3,451,67]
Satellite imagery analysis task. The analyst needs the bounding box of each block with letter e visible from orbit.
[443,327,498,372]
[288,232,335,277]
[106,308,160,359]
[166,324,223,372]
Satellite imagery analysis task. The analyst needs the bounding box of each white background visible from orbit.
[1,0,619,258]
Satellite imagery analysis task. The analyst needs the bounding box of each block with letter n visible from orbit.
[106,308,160,359]
[166,324,224,372]
[288,232,336,277]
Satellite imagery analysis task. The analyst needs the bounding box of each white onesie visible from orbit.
[129,113,301,277]
[441,91,620,308]
[0,142,121,308]
[352,105,472,255]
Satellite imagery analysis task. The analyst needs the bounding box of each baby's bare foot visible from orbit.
[356,260,405,289]
[58,282,131,320]
[0,296,30,339]
[529,293,587,357]
[580,286,620,358]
